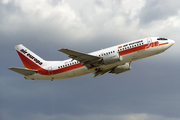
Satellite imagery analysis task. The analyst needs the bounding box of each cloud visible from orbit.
[0,0,146,44]
[1,0,180,44]
[0,0,91,43]
[139,0,180,24]
[1,111,180,120]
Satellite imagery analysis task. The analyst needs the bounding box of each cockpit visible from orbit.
[157,37,168,40]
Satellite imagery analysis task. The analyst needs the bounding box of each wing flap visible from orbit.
[8,67,38,75]
[93,67,116,77]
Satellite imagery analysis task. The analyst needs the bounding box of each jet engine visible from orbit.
[102,52,122,64]
[110,62,131,74]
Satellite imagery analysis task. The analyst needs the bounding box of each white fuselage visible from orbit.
[24,37,174,80]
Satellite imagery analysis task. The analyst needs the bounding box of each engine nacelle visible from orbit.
[110,63,131,74]
[102,52,122,64]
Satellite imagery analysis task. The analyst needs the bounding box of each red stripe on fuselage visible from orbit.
[159,42,168,46]
[119,44,146,55]
[118,41,159,56]
[51,63,84,75]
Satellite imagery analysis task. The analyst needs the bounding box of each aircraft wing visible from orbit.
[59,48,101,68]
[8,67,38,75]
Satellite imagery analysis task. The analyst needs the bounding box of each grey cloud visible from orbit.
[95,0,104,7]
[139,0,180,25]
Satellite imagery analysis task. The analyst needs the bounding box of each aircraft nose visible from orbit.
[169,39,175,46]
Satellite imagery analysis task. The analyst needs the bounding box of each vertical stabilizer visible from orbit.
[15,44,46,69]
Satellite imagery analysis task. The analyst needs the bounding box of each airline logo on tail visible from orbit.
[20,49,43,65]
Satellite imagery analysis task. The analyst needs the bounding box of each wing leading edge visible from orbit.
[59,48,102,69]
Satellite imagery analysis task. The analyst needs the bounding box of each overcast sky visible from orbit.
[1,0,180,120]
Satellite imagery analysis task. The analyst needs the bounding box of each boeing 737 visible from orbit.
[8,37,174,80]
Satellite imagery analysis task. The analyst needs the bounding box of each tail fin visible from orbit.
[15,44,46,70]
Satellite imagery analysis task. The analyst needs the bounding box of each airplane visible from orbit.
[8,37,174,80]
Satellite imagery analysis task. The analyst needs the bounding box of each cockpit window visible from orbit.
[157,38,168,40]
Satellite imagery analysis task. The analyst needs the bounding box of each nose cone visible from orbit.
[169,39,175,47]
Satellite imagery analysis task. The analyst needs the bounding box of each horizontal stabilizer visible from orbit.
[8,67,38,75]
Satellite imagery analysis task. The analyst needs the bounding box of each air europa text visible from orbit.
[20,49,43,65]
